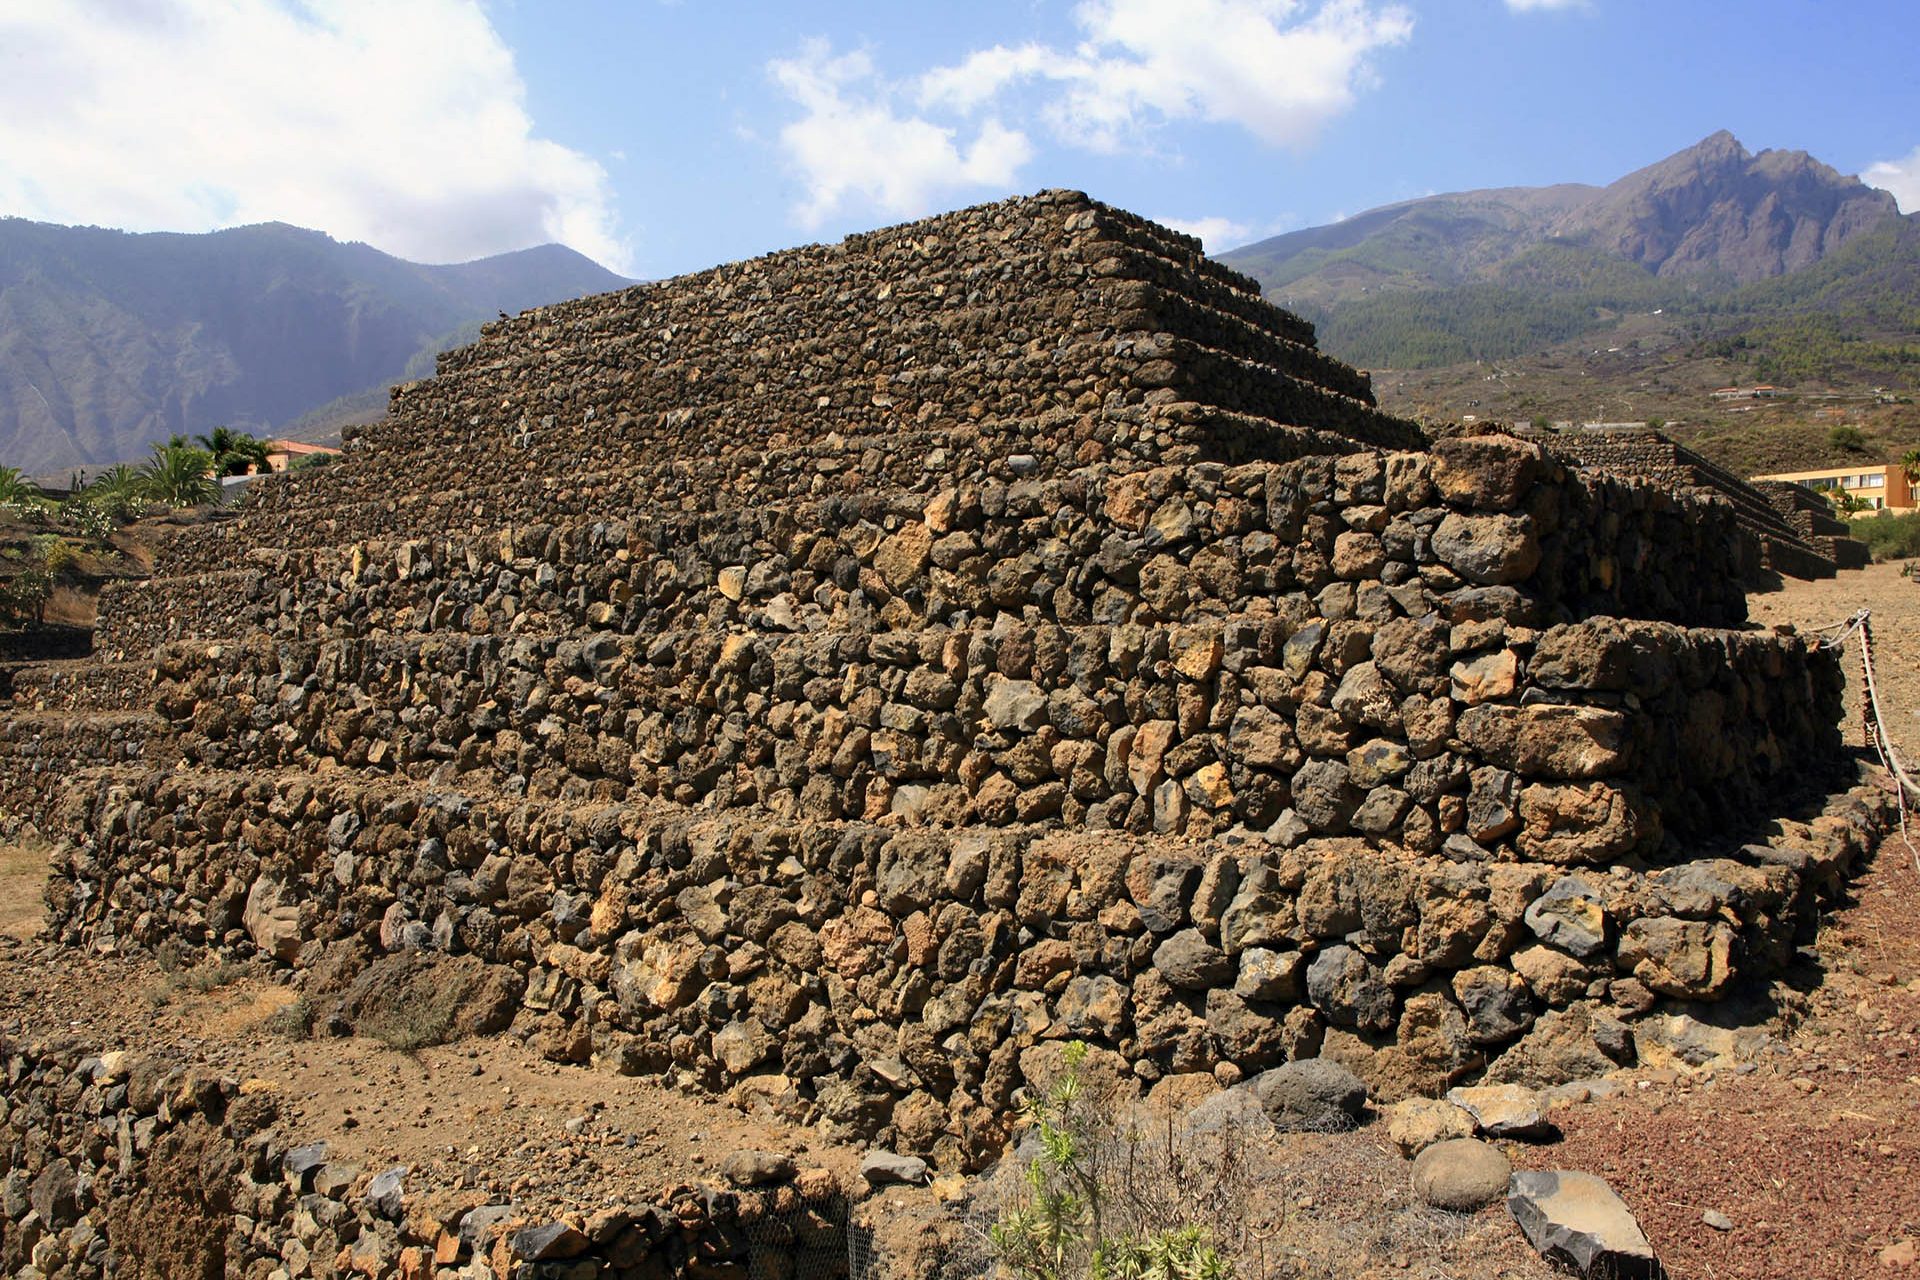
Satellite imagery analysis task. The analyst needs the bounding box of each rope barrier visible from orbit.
[1819,609,1920,870]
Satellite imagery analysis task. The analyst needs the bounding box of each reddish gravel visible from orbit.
[1514,565,1920,1280]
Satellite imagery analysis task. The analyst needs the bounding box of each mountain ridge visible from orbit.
[0,217,630,473]
[1223,131,1900,311]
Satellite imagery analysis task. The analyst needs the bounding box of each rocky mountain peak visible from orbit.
[1562,131,1898,280]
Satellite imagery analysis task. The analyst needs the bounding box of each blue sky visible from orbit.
[3,0,1918,278]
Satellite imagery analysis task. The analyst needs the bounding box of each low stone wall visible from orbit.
[0,714,158,815]
[142,609,1838,853]
[3,661,152,714]
[1543,429,1860,580]
[100,440,1753,663]
[42,775,1888,1171]
[0,1037,851,1280]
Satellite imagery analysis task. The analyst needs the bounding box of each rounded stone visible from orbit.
[1411,1138,1512,1212]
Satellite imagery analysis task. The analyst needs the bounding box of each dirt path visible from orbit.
[1749,560,1920,767]
[0,840,45,940]
[1507,566,1920,1280]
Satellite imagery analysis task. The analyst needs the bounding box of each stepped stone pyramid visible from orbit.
[0,192,1880,1179]
[1540,427,1871,580]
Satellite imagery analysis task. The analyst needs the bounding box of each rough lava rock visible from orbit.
[1507,1169,1662,1278]
[1251,1058,1368,1130]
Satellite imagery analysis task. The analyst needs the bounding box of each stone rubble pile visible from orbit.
[0,1038,848,1280]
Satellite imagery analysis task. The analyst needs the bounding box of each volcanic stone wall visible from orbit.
[0,1037,849,1280]
[99,441,1750,659]
[0,191,1870,1174]
[1753,480,1874,570]
[1541,427,1863,579]
[40,771,1885,1172]
[84,439,1803,865]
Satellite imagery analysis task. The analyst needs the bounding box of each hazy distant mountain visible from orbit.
[1224,132,1898,311]
[0,219,629,473]
[1218,132,1910,375]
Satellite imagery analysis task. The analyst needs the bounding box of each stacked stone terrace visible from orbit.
[1752,478,1874,571]
[0,192,1876,1178]
[1539,426,1869,580]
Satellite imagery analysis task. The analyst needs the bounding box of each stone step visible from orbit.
[1120,279,1373,403]
[0,657,153,714]
[149,390,1371,575]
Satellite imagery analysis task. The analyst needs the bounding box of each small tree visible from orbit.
[1830,424,1868,452]
[989,1043,1237,1280]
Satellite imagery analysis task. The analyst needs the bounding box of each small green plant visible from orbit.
[989,1043,1238,1280]
[358,986,458,1051]
[265,995,316,1039]
[1829,488,1873,516]
[1645,416,1666,431]
[1829,424,1868,452]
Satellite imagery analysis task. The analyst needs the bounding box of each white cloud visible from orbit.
[770,39,1034,228]
[1865,146,1920,213]
[0,0,630,270]
[773,1,1409,227]
[1159,216,1255,251]
[920,0,1415,152]
[1505,0,1588,10]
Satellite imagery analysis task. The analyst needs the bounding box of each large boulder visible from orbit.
[1430,513,1541,586]
[1429,435,1545,510]
[1385,1097,1475,1157]
[1306,944,1396,1032]
[1455,705,1630,780]
[1446,1083,1552,1140]
[242,876,305,963]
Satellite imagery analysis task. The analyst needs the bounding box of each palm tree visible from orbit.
[91,463,142,497]
[139,443,218,507]
[0,466,41,506]
[195,427,272,477]
[1901,449,1920,488]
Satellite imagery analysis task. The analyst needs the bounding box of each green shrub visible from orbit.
[0,569,51,624]
[989,1043,1241,1280]
[33,536,79,579]
[1853,511,1920,562]
[1830,424,1868,452]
